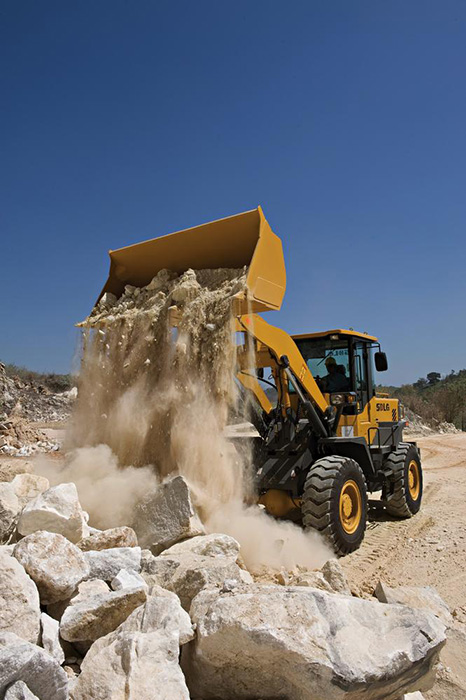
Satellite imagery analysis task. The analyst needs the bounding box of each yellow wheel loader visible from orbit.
[93,207,423,555]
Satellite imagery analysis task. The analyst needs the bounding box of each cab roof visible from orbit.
[292,329,378,342]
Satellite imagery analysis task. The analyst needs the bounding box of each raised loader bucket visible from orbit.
[96,206,286,314]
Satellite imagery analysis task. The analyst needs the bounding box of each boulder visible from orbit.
[17,483,89,543]
[0,460,34,482]
[71,592,194,700]
[133,476,205,554]
[85,546,142,580]
[0,549,40,643]
[183,584,446,700]
[0,632,68,700]
[0,474,49,543]
[11,474,49,509]
[47,578,110,620]
[73,578,111,601]
[160,532,239,559]
[60,586,147,642]
[0,482,19,542]
[14,531,90,604]
[100,589,195,645]
[4,681,39,699]
[40,612,65,664]
[142,534,253,611]
[375,582,453,626]
[111,568,148,591]
[321,559,351,595]
[78,526,138,551]
[293,570,334,591]
[141,552,181,585]
[0,544,15,556]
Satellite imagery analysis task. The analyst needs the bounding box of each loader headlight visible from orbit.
[330,392,356,406]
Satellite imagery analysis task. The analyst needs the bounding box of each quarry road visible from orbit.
[341,432,466,610]
[341,431,466,700]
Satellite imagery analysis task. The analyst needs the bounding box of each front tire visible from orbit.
[302,455,368,556]
[384,442,423,518]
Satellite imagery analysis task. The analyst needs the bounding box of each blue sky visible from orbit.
[1,0,465,385]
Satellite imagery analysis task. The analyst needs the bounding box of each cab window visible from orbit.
[294,338,351,392]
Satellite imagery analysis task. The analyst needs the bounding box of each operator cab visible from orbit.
[292,329,388,413]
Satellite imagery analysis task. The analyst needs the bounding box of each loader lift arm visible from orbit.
[236,314,334,438]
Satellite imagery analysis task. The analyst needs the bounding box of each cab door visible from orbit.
[352,341,372,439]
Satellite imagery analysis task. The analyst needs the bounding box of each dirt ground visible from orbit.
[341,432,466,699]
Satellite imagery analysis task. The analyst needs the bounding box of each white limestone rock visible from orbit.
[85,546,142,581]
[142,534,253,611]
[73,578,111,601]
[60,585,147,642]
[14,531,90,604]
[0,544,15,556]
[321,559,351,595]
[0,632,68,700]
[46,578,110,621]
[40,612,65,664]
[111,568,148,591]
[133,475,205,554]
[106,590,195,645]
[0,549,40,643]
[11,473,49,509]
[78,525,138,551]
[18,483,89,543]
[375,581,453,626]
[0,482,19,542]
[183,584,446,700]
[293,570,334,591]
[71,592,194,700]
[4,681,39,699]
[161,532,239,559]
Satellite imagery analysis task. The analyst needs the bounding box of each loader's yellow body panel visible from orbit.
[336,396,399,441]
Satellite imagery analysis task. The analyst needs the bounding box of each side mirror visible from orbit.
[375,351,388,372]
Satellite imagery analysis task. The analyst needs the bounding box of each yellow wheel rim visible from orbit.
[339,480,362,534]
[408,460,420,500]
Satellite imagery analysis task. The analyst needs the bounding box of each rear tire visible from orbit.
[302,455,368,556]
[384,442,423,518]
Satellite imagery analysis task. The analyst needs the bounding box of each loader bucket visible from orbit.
[96,206,286,314]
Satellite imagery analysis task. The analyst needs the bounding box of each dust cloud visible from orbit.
[40,266,332,571]
[35,445,158,530]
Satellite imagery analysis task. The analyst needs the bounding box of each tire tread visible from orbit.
[302,455,367,555]
[384,442,421,518]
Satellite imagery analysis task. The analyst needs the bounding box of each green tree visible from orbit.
[426,372,441,386]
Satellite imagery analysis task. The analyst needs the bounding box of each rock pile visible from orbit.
[403,408,460,437]
[0,463,448,699]
[0,417,60,457]
[0,363,75,456]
